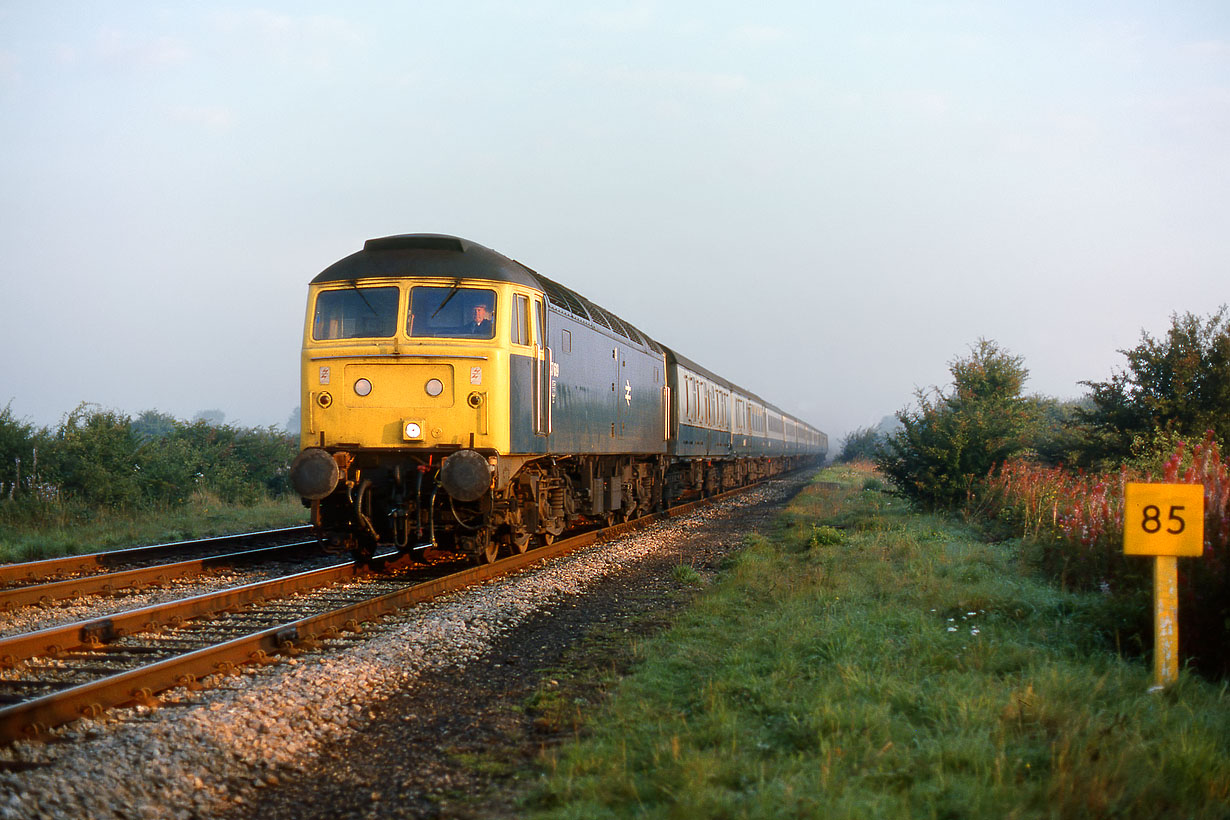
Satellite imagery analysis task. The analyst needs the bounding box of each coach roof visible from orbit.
[312,234,543,288]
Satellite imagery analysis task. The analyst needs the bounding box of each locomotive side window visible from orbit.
[407,287,497,339]
[512,294,529,346]
[313,287,400,340]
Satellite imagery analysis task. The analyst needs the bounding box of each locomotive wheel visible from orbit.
[481,538,499,564]
[469,530,498,565]
[541,518,565,545]
[507,526,531,555]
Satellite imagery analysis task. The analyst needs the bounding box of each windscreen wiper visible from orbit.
[431,280,463,318]
[349,281,379,316]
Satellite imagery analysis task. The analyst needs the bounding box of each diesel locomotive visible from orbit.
[289,234,827,563]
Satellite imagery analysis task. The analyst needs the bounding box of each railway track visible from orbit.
[0,490,743,745]
[0,526,316,589]
[0,541,334,612]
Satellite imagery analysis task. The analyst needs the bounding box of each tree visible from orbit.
[1080,307,1230,463]
[193,409,226,426]
[132,410,178,441]
[285,406,301,435]
[837,426,882,463]
[876,340,1037,509]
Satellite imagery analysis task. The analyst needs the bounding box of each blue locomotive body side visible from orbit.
[508,308,666,456]
[547,307,666,455]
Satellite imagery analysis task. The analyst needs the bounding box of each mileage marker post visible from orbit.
[1123,482,1204,691]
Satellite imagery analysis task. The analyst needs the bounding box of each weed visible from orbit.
[808,525,844,547]
[670,564,703,586]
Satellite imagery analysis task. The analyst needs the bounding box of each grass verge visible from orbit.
[527,465,1230,819]
[0,491,308,563]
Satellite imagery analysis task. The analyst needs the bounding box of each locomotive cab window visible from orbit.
[313,287,400,340]
[407,286,497,339]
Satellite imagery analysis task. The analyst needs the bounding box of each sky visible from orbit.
[1,1,1228,447]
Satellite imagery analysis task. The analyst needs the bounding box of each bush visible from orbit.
[43,404,142,508]
[138,420,298,505]
[876,340,1038,509]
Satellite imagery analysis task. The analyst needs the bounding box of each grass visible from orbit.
[0,490,308,563]
[527,465,1230,819]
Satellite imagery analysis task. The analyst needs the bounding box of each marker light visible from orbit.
[425,378,444,397]
[404,421,423,439]
[354,378,373,397]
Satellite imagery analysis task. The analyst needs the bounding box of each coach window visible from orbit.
[512,294,530,346]
[407,286,497,339]
[313,286,399,340]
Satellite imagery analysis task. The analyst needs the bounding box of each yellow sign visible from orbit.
[1123,482,1204,557]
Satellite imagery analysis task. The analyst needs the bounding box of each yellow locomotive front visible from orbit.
[302,278,513,453]
[289,234,551,562]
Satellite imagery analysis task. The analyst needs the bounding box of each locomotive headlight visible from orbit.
[425,378,444,397]
[403,420,424,440]
[354,378,373,397]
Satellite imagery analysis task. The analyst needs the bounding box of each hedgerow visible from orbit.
[0,403,297,511]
